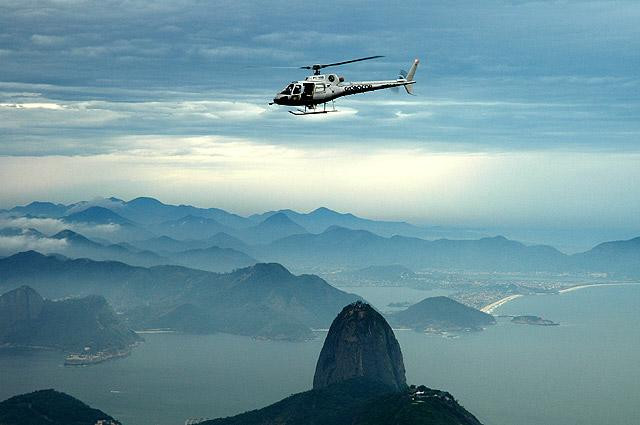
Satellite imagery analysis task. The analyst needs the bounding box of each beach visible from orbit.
[558,282,640,294]
[480,295,523,314]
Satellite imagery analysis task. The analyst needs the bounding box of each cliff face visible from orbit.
[313,301,406,392]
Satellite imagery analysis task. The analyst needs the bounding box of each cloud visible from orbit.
[31,34,66,46]
[0,216,121,239]
[0,232,68,256]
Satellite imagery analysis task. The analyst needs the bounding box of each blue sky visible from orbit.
[1,0,639,248]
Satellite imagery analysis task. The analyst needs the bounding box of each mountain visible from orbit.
[168,245,257,272]
[0,252,359,341]
[117,197,252,228]
[19,229,167,267]
[130,235,199,253]
[61,206,153,242]
[0,389,120,425]
[9,201,69,218]
[205,232,253,253]
[391,297,496,332]
[240,212,308,244]
[0,227,47,238]
[205,301,482,425]
[261,226,568,271]
[205,378,482,425]
[251,206,429,237]
[137,263,361,340]
[130,232,252,255]
[314,301,406,391]
[0,251,198,309]
[571,236,640,276]
[63,206,132,225]
[0,286,140,352]
[150,215,234,241]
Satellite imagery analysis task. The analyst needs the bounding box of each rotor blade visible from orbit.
[317,55,384,69]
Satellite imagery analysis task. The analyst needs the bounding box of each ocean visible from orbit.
[1,285,638,425]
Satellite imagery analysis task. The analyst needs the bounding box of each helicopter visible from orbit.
[269,56,419,115]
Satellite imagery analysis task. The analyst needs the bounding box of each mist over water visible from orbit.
[1,285,638,425]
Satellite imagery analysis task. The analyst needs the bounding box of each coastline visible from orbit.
[481,282,640,314]
[480,295,523,314]
[558,282,640,294]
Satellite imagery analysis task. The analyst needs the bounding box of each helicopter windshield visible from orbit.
[280,83,294,95]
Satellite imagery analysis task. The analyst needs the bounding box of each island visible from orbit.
[511,315,559,326]
[390,296,496,334]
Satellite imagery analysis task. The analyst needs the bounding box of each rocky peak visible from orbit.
[313,301,407,392]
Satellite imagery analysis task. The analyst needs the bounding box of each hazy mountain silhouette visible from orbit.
[251,206,429,237]
[168,246,257,273]
[63,206,133,226]
[391,297,496,332]
[570,236,640,275]
[0,252,358,340]
[149,215,235,240]
[240,212,309,244]
[0,286,140,352]
[262,226,567,271]
[5,197,640,276]
[115,196,251,228]
[9,201,69,218]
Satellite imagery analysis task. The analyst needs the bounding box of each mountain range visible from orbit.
[2,196,640,276]
[0,252,359,341]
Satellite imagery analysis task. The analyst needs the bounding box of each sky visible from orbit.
[1,0,639,249]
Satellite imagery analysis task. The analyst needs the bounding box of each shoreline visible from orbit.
[480,295,523,314]
[558,282,640,294]
[481,282,640,314]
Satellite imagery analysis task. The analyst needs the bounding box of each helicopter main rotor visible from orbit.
[300,55,384,75]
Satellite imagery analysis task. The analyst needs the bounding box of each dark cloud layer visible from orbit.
[1,1,639,154]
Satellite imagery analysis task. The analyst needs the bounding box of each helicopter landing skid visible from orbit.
[289,102,337,116]
[289,109,338,116]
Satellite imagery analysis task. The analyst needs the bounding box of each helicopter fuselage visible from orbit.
[272,73,415,107]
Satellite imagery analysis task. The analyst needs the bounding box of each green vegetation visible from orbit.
[0,389,119,425]
[391,296,496,332]
[204,379,482,425]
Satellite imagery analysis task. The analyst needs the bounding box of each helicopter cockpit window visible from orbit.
[280,84,294,95]
[292,84,302,95]
[315,83,325,93]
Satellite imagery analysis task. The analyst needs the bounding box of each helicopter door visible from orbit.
[302,83,315,101]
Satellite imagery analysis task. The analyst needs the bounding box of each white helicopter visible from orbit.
[270,56,419,115]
